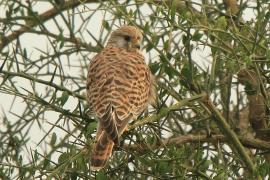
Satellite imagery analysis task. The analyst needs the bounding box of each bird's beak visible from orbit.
[133,38,141,50]
[134,44,141,50]
[132,39,141,50]
[128,41,141,51]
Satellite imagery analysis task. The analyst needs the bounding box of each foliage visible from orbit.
[0,0,269,179]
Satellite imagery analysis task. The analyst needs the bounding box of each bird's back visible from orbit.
[87,46,152,121]
[87,26,156,171]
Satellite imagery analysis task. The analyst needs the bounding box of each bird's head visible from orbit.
[107,26,143,51]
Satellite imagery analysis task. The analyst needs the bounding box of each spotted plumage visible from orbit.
[86,26,155,171]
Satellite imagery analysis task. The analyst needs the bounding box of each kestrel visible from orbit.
[86,26,156,171]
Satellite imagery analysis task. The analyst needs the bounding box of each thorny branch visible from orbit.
[122,134,270,153]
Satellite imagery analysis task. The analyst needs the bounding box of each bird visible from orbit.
[86,25,156,171]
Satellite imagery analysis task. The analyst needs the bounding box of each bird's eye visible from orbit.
[124,35,131,42]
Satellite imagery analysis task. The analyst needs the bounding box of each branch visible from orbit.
[201,95,259,177]
[1,70,85,100]
[0,0,101,51]
[26,29,101,52]
[122,134,270,153]
[238,69,270,162]
[129,93,206,129]
[0,0,195,51]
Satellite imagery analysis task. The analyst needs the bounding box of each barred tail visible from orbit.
[90,131,114,171]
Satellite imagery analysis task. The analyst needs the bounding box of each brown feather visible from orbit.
[87,26,156,171]
[90,131,114,171]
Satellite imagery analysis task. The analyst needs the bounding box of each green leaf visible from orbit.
[34,150,39,162]
[201,159,211,171]
[267,49,270,61]
[182,34,187,45]
[144,22,150,33]
[58,30,65,49]
[57,30,64,41]
[166,52,173,60]
[43,155,51,168]
[258,163,270,177]
[244,56,252,66]
[128,9,134,17]
[164,65,174,79]
[149,62,160,74]
[137,156,152,167]
[164,40,170,51]
[23,48,27,59]
[170,0,177,22]
[58,152,70,164]
[60,91,69,106]
[146,42,154,52]
[76,154,87,171]
[102,20,110,30]
[216,16,227,29]
[152,34,159,46]
[156,161,170,174]
[159,54,166,63]
[59,41,64,49]
[70,171,79,180]
[96,171,107,180]
[160,55,178,81]
[181,65,192,82]
[214,172,227,180]
[192,31,203,41]
[86,122,97,136]
[50,132,57,146]
[146,135,156,144]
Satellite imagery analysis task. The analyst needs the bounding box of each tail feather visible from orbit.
[101,104,119,144]
[90,131,114,171]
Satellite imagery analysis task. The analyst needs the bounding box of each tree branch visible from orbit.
[0,0,101,51]
[1,70,85,100]
[122,134,270,153]
[201,95,260,177]
[0,0,195,52]
[129,93,206,129]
